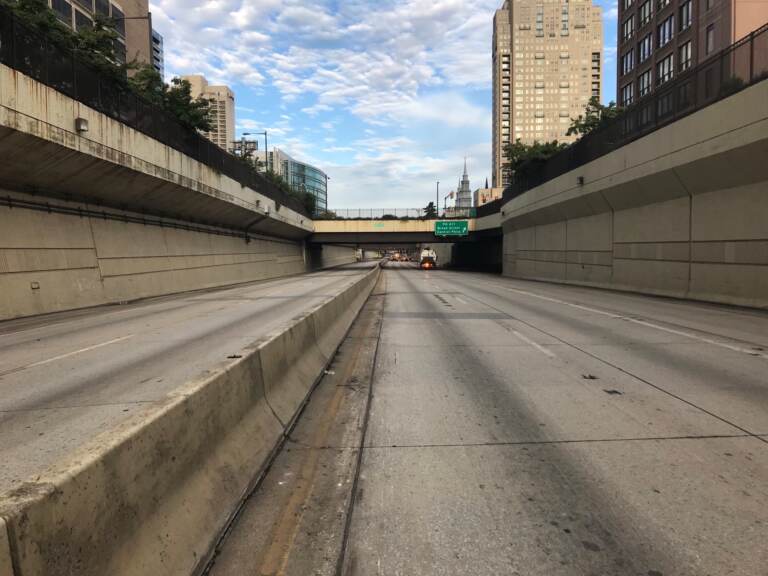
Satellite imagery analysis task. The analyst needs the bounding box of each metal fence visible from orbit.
[504,23,768,203]
[0,6,310,218]
[317,207,477,220]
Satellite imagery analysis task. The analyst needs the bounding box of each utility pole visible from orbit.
[436,181,439,219]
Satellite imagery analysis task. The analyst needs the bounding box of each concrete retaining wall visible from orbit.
[0,63,311,237]
[0,264,380,576]
[501,80,768,308]
[0,191,355,321]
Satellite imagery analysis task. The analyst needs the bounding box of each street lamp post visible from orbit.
[436,181,440,219]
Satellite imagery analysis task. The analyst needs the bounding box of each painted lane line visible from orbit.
[0,335,135,377]
[511,330,556,359]
[454,296,469,305]
[494,285,768,359]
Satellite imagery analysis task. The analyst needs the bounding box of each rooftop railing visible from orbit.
[503,23,768,204]
[0,6,310,218]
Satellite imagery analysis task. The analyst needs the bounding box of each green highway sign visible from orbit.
[434,220,469,237]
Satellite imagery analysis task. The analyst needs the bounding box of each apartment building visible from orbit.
[151,28,164,79]
[492,0,603,188]
[181,75,235,152]
[47,0,153,66]
[617,0,768,106]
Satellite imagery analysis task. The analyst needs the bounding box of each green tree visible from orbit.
[504,139,568,180]
[1,0,74,47]
[567,96,621,137]
[74,15,119,62]
[423,201,437,219]
[165,78,213,132]
[127,64,165,105]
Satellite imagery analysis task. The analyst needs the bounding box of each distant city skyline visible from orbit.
[150,0,620,209]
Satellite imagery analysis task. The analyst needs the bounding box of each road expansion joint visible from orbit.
[362,433,759,450]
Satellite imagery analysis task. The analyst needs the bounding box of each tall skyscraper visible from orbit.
[617,0,768,107]
[492,0,603,188]
[181,75,235,152]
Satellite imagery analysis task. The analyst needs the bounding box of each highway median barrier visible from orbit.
[0,265,380,576]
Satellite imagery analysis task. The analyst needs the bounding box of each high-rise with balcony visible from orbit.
[492,0,603,189]
[617,0,768,107]
[46,0,153,66]
[181,75,236,152]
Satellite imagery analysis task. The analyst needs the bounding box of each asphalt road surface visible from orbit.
[0,262,377,494]
[212,261,768,576]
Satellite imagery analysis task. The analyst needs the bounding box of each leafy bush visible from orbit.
[504,139,568,181]
[567,96,622,137]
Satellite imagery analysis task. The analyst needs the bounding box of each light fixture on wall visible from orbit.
[75,118,89,134]
[577,176,585,186]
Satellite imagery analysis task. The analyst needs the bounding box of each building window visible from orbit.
[679,41,692,71]
[52,0,73,26]
[111,5,125,37]
[74,9,92,30]
[679,1,692,30]
[621,49,635,75]
[624,0,635,8]
[638,69,652,96]
[73,0,93,10]
[638,33,653,62]
[658,0,671,9]
[95,0,109,16]
[621,82,634,106]
[658,15,674,47]
[622,16,635,42]
[706,0,714,10]
[656,53,674,85]
[706,24,715,54]
[639,0,653,26]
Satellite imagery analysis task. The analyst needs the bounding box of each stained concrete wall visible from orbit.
[0,63,311,239]
[0,191,355,321]
[501,80,768,308]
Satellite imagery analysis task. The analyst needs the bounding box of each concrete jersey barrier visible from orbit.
[0,265,380,576]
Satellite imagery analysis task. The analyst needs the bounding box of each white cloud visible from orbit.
[150,0,614,208]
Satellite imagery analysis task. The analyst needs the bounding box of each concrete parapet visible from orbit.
[500,80,768,309]
[0,518,11,576]
[0,265,380,576]
[0,64,310,238]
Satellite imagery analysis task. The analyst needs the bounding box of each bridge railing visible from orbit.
[504,23,768,204]
[0,6,310,218]
[316,208,477,220]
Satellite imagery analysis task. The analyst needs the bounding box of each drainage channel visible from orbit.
[202,275,386,576]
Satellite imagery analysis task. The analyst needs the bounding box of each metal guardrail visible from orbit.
[317,208,478,220]
[503,23,768,203]
[0,6,310,218]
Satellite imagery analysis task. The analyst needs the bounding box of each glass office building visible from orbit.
[257,149,328,216]
[282,159,328,215]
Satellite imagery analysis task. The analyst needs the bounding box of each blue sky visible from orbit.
[150,0,618,209]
